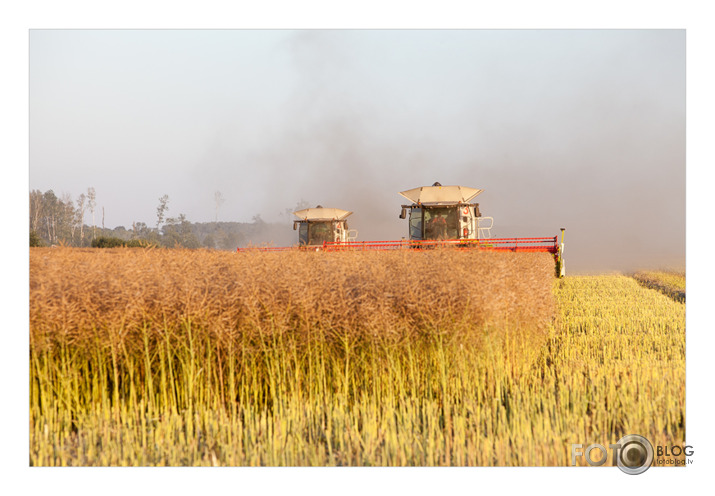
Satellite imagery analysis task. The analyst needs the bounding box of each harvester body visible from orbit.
[398,184,493,241]
[293,206,358,247]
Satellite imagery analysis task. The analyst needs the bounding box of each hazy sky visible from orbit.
[29,29,684,271]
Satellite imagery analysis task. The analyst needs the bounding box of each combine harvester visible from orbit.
[293,205,358,247]
[237,205,358,252]
[322,182,565,277]
[238,183,566,277]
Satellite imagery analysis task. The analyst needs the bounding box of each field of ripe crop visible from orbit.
[632,270,686,302]
[29,248,685,466]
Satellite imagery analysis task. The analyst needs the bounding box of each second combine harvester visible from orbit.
[293,205,358,246]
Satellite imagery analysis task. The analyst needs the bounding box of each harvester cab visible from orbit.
[398,182,494,241]
[293,206,358,247]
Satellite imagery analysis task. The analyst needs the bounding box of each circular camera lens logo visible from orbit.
[616,435,654,475]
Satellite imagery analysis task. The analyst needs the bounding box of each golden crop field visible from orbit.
[29,248,685,466]
[632,270,686,303]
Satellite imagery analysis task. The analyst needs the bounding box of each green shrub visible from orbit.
[30,230,44,247]
[91,236,152,248]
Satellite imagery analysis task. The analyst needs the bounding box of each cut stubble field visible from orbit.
[29,248,685,466]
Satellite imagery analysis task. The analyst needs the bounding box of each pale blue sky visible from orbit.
[30,29,685,269]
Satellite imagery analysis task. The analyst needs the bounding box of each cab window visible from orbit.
[409,208,423,240]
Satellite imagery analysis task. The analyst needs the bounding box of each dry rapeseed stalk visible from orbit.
[30,247,555,354]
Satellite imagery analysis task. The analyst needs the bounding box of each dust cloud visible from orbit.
[197,31,684,273]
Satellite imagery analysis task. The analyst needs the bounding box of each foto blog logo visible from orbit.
[572,434,654,475]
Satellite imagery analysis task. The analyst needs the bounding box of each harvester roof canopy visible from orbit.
[293,207,353,221]
[399,185,484,205]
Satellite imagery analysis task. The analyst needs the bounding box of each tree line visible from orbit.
[30,188,295,249]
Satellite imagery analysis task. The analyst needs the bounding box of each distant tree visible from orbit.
[219,230,241,250]
[156,194,170,231]
[29,188,292,249]
[41,190,59,244]
[29,190,44,236]
[202,233,216,249]
[75,193,87,246]
[58,192,75,244]
[178,214,200,248]
[112,226,129,240]
[163,213,199,248]
[162,216,178,245]
[131,221,152,240]
[30,189,78,245]
[87,187,96,240]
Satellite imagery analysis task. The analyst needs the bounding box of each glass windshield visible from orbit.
[308,221,334,245]
[298,223,309,245]
[423,207,459,240]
